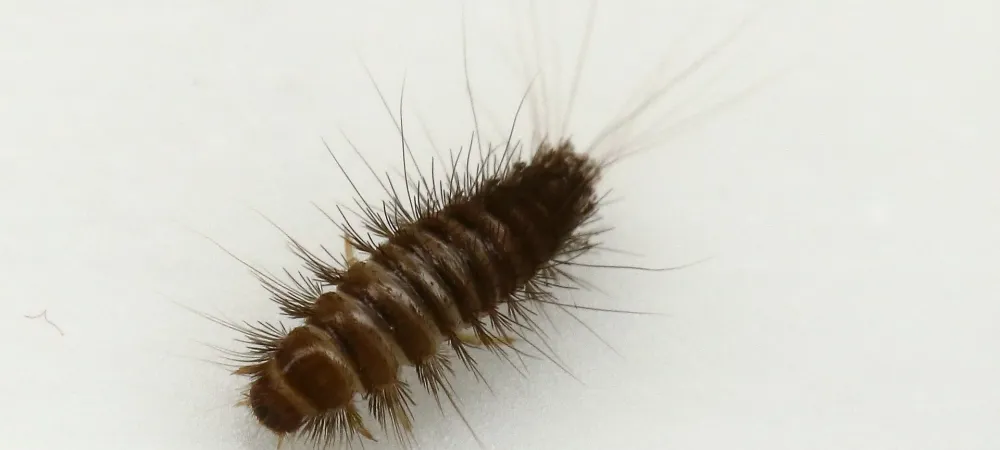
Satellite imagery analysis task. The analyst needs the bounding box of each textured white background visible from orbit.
[2,0,998,449]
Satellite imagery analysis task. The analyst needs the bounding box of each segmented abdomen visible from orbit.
[247,142,602,442]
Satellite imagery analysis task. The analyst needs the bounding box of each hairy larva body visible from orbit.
[204,1,772,448]
[234,141,603,445]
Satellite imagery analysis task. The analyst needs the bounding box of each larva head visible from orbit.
[247,371,306,435]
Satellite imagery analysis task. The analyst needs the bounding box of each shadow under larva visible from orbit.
[196,2,778,449]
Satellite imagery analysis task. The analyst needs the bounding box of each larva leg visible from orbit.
[343,235,357,265]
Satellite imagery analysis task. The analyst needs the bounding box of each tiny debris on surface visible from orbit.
[24,309,65,336]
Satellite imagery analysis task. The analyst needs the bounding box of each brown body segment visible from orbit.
[485,195,550,272]
[247,367,308,434]
[273,326,361,411]
[398,227,484,323]
[447,202,525,293]
[374,242,465,335]
[340,261,442,365]
[421,215,503,312]
[307,292,401,391]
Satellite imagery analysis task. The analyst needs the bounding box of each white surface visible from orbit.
[2,0,999,449]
